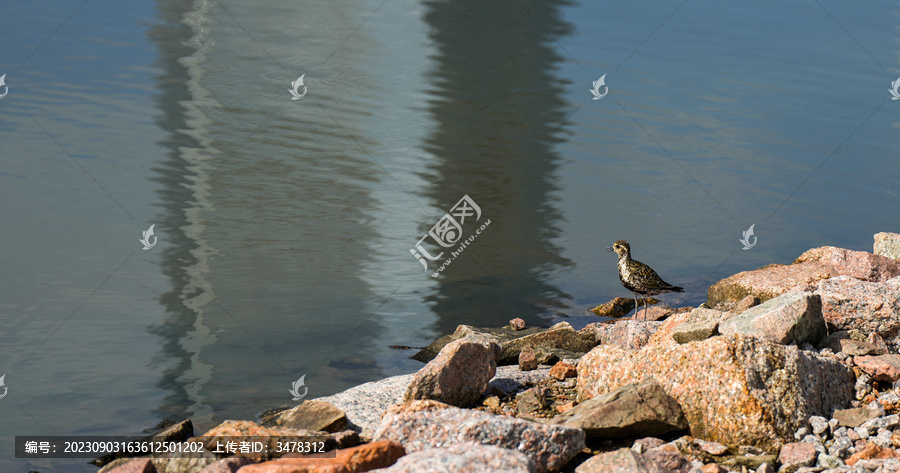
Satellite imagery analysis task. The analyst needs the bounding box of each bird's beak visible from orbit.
[606,246,614,252]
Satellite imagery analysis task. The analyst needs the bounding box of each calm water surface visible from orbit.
[1,0,899,471]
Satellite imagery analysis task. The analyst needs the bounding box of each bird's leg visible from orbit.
[632,292,639,320]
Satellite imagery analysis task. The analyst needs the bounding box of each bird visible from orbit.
[607,239,683,320]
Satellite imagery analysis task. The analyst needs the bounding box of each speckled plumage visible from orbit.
[607,239,683,320]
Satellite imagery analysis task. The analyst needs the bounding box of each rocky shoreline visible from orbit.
[97,233,900,473]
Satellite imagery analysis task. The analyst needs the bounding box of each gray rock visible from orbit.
[816,453,843,469]
[312,372,415,440]
[412,322,594,365]
[795,427,809,440]
[875,232,900,259]
[405,334,501,407]
[484,365,551,398]
[809,416,829,436]
[372,404,584,473]
[642,448,693,472]
[827,436,852,458]
[718,292,826,345]
[552,380,687,438]
[516,386,549,414]
[375,442,537,473]
[672,308,730,344]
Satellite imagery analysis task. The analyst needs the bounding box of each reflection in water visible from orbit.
[146,0,389,428]
[146,0,218,426]
[421,0,574,334]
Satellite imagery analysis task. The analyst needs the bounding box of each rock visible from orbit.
[778,442,818,470]
[311,373,415,440]
[151,451,218,473]
[808,416,828,435]
[694,439,727,456]
[549,361,577,380]
[638,306,677,322]
[855,354,900,383]
[552,380,688,438]
[867,332,890,354]
[875,232,900,259]
[845,441,898,466]
[646,310,695,347]
[193,420,335,462]
[815,276,900,348]
[734,295,762,313]
[574,448,655,473]
[92,420,193,468]
[497,322,596,365]
[576,334,854,449]
[276,400,348,433]
[833,407,882,428]
[835,339,884,356]
[634,437,667,453]
[588,320,663,350]
[198,457,254,473]
[104,458,156,473]
[591,297,638,318]
[724,454,777,470]
[707,262,837,308]
[516,387,549,414]
[375,442,537,473]
[484,365,550,398]
[796,246,900,282]
[519,345,538,371]
[672,308,730,344]
[384,399,452,417]
[700,464,726,473]
[717,292,826,345]
[756,463,776,473]
[238,440,405,473]
[509,318,527,330]
[642,448,693,472]
[372,403,584,473]
[331,430,360,449]
[404,334,500,407]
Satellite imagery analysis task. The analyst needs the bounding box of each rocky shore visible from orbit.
[97,233,900,473]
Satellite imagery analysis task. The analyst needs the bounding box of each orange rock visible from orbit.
[549,361,577,380]
[845,441,898,466]
[556,401,575,414]
[239,440,405,473]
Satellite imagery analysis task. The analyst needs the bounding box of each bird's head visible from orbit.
[606,239,631,258]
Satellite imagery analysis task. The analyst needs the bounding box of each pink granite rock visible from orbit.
[796,246,900,282]
[404,334,501,407]
[588,320,663,350]
[518,345,538,371]
[372,404,584,473]
[717,292,826,345]
[509,318,526,330]
[707,262,836,308]
[105,458,156,473]
[815,276,900,347]
[374,442,537,473]
[574,448,656,473]
[576,334,854,449]
[854,354,900,383]
[778,442,817,470]
[198,456,254,473]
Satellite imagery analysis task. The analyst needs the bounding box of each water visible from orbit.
[1,0,899,470]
